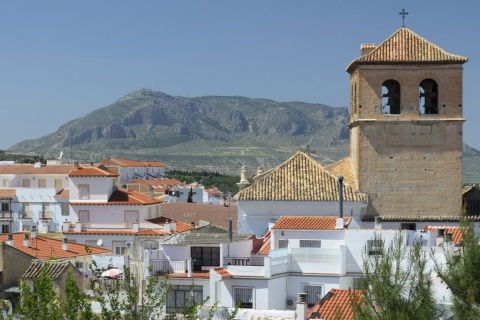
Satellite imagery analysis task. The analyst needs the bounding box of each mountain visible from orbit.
[8,89,350,173]
[8,88,480,182]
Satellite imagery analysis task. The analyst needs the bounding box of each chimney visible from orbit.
[74,161,79,170]
[336,176,345,229]
[237,165,251,192]
[436,228,445,247]
[164,220,171,233]
[296,293,307,320]
[23,234,30,247]
[374,216,382,230]
[361,43,376,56]
[190,222,195,228]
[62,220,70,232]
[31,226,38,239]
[62,238,69,251]
[6,234,13,247]
[75,221,82,232]
[133,220,140,233]
[170,220,176,232]
[256,166,264,176]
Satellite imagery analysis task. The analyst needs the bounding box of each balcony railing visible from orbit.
[19,211,33,219]
[149,259,213,278]
[223,257,265,266]
[0,212,12,220]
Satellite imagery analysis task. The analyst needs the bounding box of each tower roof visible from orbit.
[346,27,468,73]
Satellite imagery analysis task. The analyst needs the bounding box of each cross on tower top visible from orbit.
[399,8,409,27]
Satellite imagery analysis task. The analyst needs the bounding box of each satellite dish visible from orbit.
[96,239,103,246]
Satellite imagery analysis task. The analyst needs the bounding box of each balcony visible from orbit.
[19,211,33,220]
[149,259,216,278]
[0,211,13,220]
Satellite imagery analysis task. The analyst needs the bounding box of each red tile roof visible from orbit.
[272,216,351,230]
[70,189,162,205]
[0,233,110,259]
[347,27,468,73]
[251,231,271,255]
[213,267,232,278]
[0,164,73,175]
[69,164,118,177]
[307,289,363,320]
[101,158,165,168]
[422,226,463,244]
[0,189,16,199]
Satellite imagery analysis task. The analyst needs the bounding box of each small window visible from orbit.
[1,203,9,211]
[1,225,9,234]
[38,179,46,188]
[367,239,384,256]
[2,179,8,187]
[148,207,152,219]
[233,287,254,309]
[143,241,158,251]
[75,262,85,271]
[419,79,438,114]
[61,203,69,216]
[300,240,321,248]
[155,206,160,217]
[79,185,90,200]
[23,179,30,188]
[401,223,416,231]
[279,239,288,249]
[382,80,401,114]
[114,241,126,255]
[22,225,31,231]
[55,179,62,189]
[302,284,323,307]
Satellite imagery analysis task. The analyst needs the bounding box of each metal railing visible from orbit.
[0,212,13,219]
[223,257,265,266]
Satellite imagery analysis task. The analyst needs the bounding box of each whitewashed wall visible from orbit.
[69,176,115,202]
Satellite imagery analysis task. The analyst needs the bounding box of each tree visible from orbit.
[352,232,437,320]
[434,215,480,319]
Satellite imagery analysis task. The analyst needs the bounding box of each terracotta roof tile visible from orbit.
[54,189,69,199]
[0,189,16,199]
[0,164,73,175]
[22,260,73,279]
[0,233,110,259]
[251,231,271,255]
[70,189,162,205]
[69,164,118,177]
[326,158,357,191]
[213,267,232,278]
[347,27,468,73]
[307,288,362,320]
[235,152,367,202]
[101,158,165,167]
[272,216,351,230]
[422,226,463,244]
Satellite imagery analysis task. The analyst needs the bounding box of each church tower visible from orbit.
[346,27,468,219]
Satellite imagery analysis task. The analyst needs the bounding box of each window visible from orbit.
[22,225,31,231]
[419,79,438,114]
[2,179,8,187]
[191,247,220,271]
[114,241,126,255]
[1,225,9,234]
[38,179,46,188]
[79,185,90,200]
[23,179,30,187]
[233,287,254,308]
[22,203,30,217]
[75,262,85,271]
[353,277,367,290]
[166,285,203,313]
[61,203,69,216]
[155,206,160,217]
[279,239,288,249]
[55,179,62,189]
[42,203,51,218]
[382,80,401,114]
[401,223,416,231]
[300,240,322,248]
[367,239,384,255]
[79,210,90,224]
[303,284,323,307]
[143,241,158,251]
[1,203,9,212]
[148,207,152,219]
[85,240,98,247]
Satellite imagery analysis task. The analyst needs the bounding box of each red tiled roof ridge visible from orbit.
[272,215,352,230]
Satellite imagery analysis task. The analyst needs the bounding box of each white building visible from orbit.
[100,158,166,185]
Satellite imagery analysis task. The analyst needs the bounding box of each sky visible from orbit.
[0,1,478,150]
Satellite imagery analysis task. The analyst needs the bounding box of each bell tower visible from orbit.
[346,27,468,219]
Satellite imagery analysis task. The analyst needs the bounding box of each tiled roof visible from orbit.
[251,231,271,255]
[0,233,110,259]
[326,158,357,191]
[69,164,118,177]
[235,152,368,202]
[128,178,182,189]
[213,267,232,278]
[347,27,468,73]
[422,226,463,244]
[377,215,474,222]
[54,189,69,199]
[0,189,16,199]
[22,260,73,279]
[0,164,73,175]
[307,288,363,320]
[101,158,165,168]
[158,203,238,231]
[272,216,351,230]
[70,189,162,205]
[160,233,253,245]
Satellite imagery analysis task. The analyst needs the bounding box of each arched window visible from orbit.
[419,79,438,114]
[382,80,401,114]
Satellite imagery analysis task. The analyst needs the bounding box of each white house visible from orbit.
[100,158,166,185]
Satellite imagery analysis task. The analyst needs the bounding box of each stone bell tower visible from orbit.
[346,27,468,219]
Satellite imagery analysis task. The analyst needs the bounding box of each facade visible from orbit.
[346,27,467,219]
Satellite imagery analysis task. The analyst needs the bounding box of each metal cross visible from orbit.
[399,9,409,27]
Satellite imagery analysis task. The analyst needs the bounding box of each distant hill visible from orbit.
[7,88,480,182]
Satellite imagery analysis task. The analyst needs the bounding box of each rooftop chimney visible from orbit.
[62,220,70,232]
[296,293,307,320]
[237,165,251,192]
[6,234,13,247]
[74,161,79,170]
[75,221,82,232]
[170,220,176,232]
[23,234,30,247]
[190,222,195,228]
[31,226,38,239]
[62,238,69,251]
[133,220,140,233]
[164,220,171,233]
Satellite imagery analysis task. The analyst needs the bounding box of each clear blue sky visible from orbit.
[0,1,478,150]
